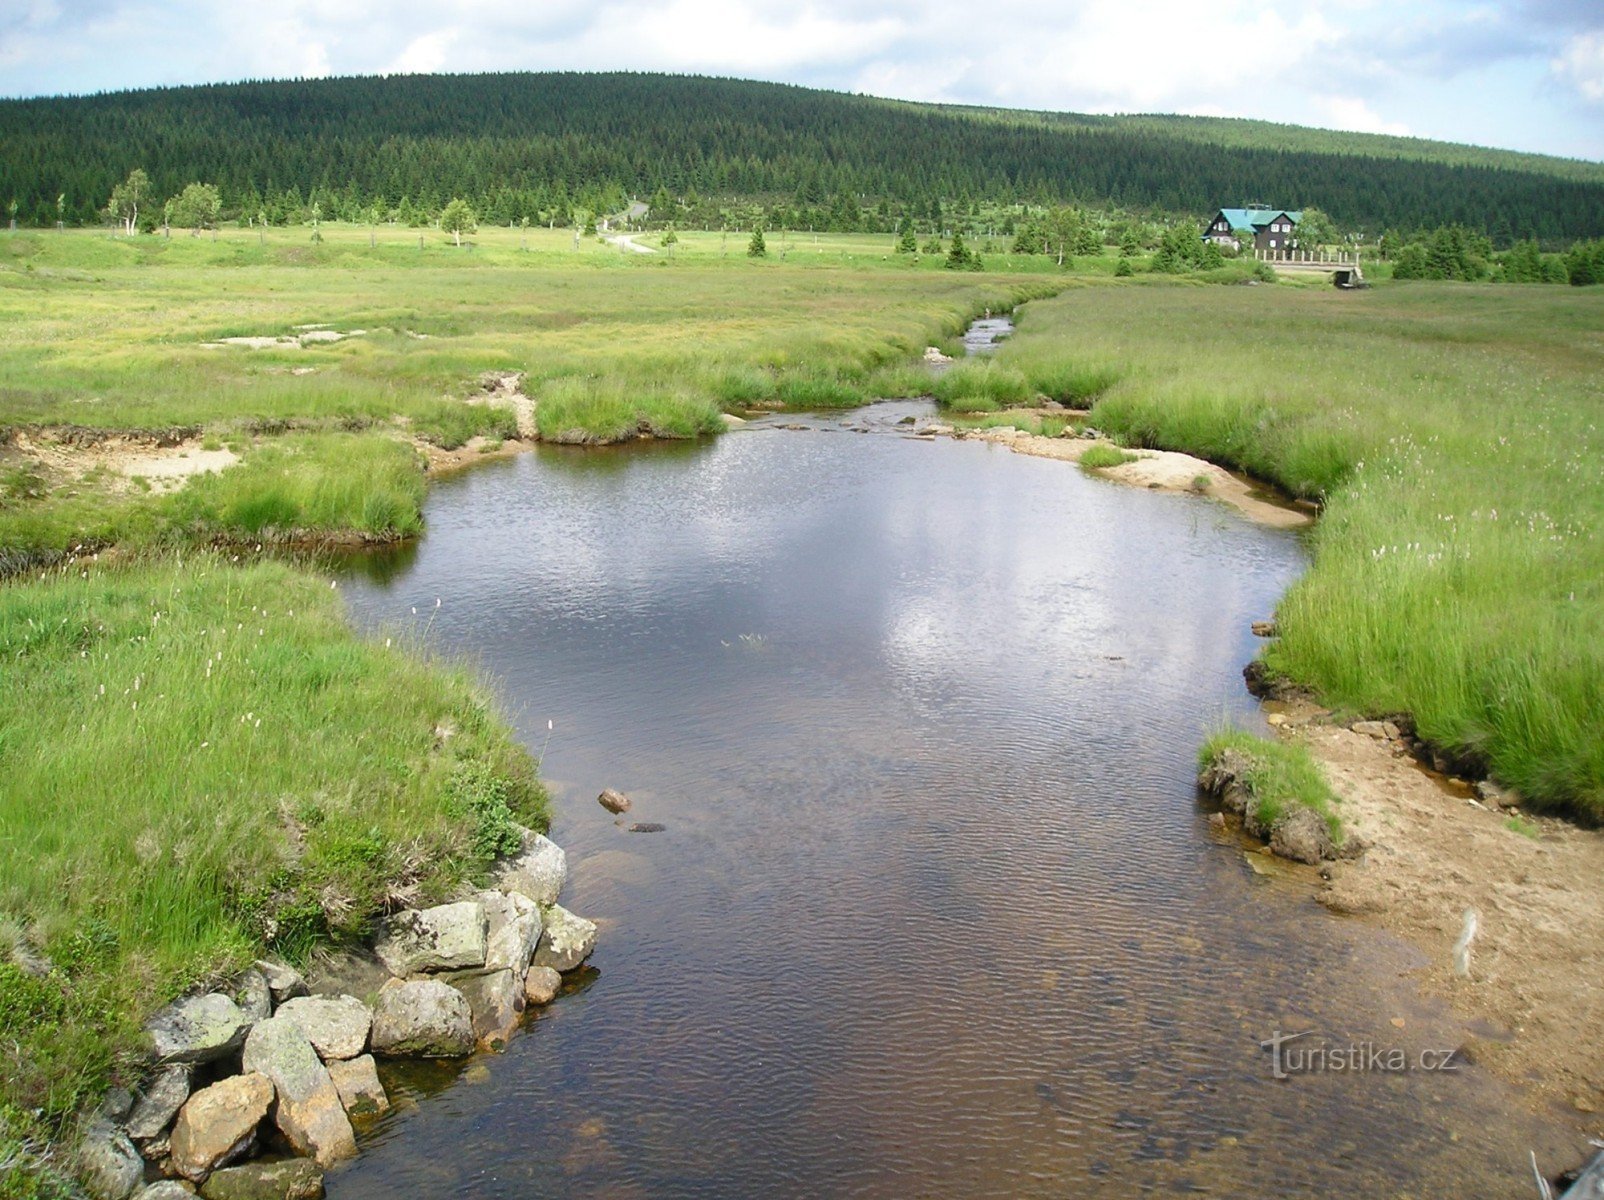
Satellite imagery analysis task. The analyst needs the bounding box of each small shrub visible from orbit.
[445,760,528,859]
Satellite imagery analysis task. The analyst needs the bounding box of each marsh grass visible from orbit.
[1200,730,1343,839]
[0,553,544,1128]
[999,283,1604,816]
[1078,443,1138,469]
[931,360,1034,411]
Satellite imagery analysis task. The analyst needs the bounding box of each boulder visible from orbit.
[234,969,272,1023]
[127,1065,192,1140]
[1350,720,1389,739]
[532,906,597,973]
[523,966,561,1006]
[373,901,487,976]
[274,995,371,1061]
[78,1118,144,1200]
[169,1072,274,1181]
[147,993,250,1064]
[326,1055,389,1117]
[496,830,567,906]
[135,1184,198,1199]
[597,788,632,815]
[198,1159,324,1200]
[1270,807,1337,865]
[253,961,309,1006]
[369,978,475,1058]
[241,1018,356,1168]
[450,969,524,1051]
[480,890,542,975]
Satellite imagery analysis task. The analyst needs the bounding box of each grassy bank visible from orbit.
[1199,731,1342,839]
[992,282,1604,816]
[0,553,545,1173]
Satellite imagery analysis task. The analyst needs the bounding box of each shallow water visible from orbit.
[334,402,1578,1198]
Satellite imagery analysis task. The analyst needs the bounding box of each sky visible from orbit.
[2,0,1602,161]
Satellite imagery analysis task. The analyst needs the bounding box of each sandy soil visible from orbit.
[949,423,1314,529]
[12,430,238,493]
[1264,700,1604,1120]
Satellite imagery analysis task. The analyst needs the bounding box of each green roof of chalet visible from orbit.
[1215,208,1303,231]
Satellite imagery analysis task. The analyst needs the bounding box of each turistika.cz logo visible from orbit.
[1260,1030,1464,1080]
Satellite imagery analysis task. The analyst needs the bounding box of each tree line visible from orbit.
[3,72,1602,243]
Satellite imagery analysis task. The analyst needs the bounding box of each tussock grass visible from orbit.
[931,360,1034,412]
[0,554,545,1127]
[1078,443,1138,469]
[999,283,1604,817]
[534,378,725,442]
[1200,730,1342,838]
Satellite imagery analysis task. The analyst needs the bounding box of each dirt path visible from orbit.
[604,234,656,255]
[10,430,238,493]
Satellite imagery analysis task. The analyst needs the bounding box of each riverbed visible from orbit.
[334,400,1575,1197]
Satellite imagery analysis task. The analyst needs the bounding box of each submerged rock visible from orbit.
[497,829,567,906]
[370,978,475,1058]
[147,993,251,1065]
[169,1073,274,1181]
[241,1017,357,1168]
[78,1118,144,1200]
[327,1054,389,1117]
[533,906,598,973]
[373,901,488,976]
[275,995,371,1062]
[197,1159,324,1200]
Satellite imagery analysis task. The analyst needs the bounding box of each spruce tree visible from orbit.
[747,227,767,257]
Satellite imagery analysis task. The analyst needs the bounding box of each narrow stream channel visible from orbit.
[329,333,1576,1197]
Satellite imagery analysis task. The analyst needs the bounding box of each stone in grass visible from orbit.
[169,1072,275,1181]
[241,1017,357,1168]
[253,960,310,1006]
[532,906,597,973]
[449,968,525,1052]
[77,1118,143,1200]
[327,1054,389,1117]
[234,969,272,1024]
[496,829,567,906]
[373,901,487,976]
[370,978,475,1058]
[480,890,542,975]
[523,966,562,1007]
[1269,807,1337,865]
[147,993,250,1065]
[275,995,371,1062]
[127,1064,193,1140]
[198,1159,325,1200]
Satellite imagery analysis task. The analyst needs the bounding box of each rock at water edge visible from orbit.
[496,830,567,906]
[327,1055,389,1117]
[169,1072,274,1181]
[1269,807,1337,865]
[369,978,475,1058]
[373,901,487,976]
[78,1118,143,1200]
[241,1017,357,1168]
[274,995,371,1062]
[532,905,597,973]
[450,969,525,1051]
[253,960,310,1006]
[480,890,542,975]
[198,1158,325,1200]
[523,966,562,1006]
[147,993,250,1065]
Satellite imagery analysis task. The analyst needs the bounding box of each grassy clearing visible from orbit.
[1200,730,1343,839]
[995,282,1604,817]
[0,553,544,1138]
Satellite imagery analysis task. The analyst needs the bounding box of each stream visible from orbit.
[329,332,1575,1197]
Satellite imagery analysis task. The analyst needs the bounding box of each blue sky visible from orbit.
[3,0,1601,161]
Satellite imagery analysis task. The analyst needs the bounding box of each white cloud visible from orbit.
[1315,95,1412,136]
[1552,29,1604,101]
[388,28,460,75]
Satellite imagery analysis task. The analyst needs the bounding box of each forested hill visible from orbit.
[4,71,1602,240]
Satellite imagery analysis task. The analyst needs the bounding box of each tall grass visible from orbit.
[996,283,1604,816]
[931,360,1035,411]
[0,554,545,1127]
[534,378,725,442]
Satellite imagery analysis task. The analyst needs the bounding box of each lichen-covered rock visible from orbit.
[275,995,371,1061]
[241,1017,356,1168]
[373,901,487,976]
[480,890,542,975]
[496,830,567,906]
[135,1183,198,1199]
[78,1118,143,1199]
[532,905,596,973]
[1270,807,1337,865]
[169,1072,274,1181]
[234,969,272,1023]
[197,1158,324,1200]
[147,993,250,1064]
[369,978,475,1057]
[523,966,561,1006]
[253,960,309,1006]
[127,1065,192,1140]
[450,969,524,1051]
[327,1054,389,1117]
